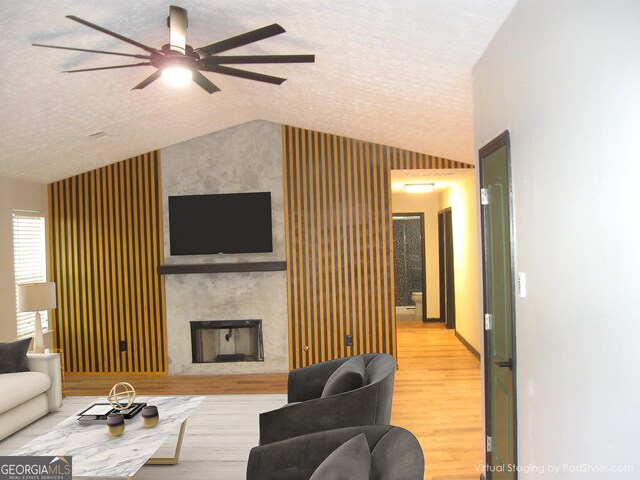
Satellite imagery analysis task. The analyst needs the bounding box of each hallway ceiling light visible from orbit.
[404,183,435,193]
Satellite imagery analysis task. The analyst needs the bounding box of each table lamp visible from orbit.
[17,282,57,353]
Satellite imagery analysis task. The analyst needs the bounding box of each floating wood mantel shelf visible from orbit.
[158,261,286,275]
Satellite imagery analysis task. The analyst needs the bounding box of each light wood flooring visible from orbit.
[64,372,288,396]
[6,321,482,479]
[393,321,483,480]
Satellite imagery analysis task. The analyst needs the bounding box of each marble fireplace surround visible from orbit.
[161,120,288,375]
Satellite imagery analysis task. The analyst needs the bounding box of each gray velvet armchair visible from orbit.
[247,425,424,480]
[259,353,395,445]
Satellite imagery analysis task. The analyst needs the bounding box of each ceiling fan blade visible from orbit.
[66,15,160,54]
[132,70,162,90]
[195,23,286,57]
[32,43,150,59]
[202,54,315,65]
[199,64,286,85]
[168,5,188,54]
[62,62,151,73]
[191,70,221,93]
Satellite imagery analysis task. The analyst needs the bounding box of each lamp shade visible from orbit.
[17,282,57,312]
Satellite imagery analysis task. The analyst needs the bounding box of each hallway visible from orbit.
[392,321,483,480]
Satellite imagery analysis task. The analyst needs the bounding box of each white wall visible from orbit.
[0,177,48,342]
[391,190,440,318]
[474,0,640,477]
[438,171,482,352]
[161,120,288,375]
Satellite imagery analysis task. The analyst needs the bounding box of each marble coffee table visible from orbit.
[12,395,204,478]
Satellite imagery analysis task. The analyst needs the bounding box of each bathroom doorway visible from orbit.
[392,214,426,321]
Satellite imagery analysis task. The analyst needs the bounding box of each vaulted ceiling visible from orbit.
[0,0,516,183]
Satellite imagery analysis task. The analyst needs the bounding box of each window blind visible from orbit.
[13,211,48,338]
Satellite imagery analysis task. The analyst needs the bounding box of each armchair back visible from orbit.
[260,353,396,444]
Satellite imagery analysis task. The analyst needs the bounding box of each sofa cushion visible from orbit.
[370,428,424,480]
[0,338,31,374]
[0,371,51,413]
[309,433,371,480]
[321,356,365,398]
[364,354,395,385]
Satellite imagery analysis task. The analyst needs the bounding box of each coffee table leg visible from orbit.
[145,420,188,465]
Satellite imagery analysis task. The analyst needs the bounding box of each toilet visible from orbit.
[411,291,423,320]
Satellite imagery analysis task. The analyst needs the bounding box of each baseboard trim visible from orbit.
[423,317,442,323]
[455,331,481,360]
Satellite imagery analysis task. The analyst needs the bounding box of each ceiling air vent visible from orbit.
[88,131,109,140]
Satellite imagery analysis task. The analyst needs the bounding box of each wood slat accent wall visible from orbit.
[48,152,166,374]
[282,125,473,368]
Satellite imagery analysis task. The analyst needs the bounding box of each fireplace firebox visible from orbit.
[190,320,264,363]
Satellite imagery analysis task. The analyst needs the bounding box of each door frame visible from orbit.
[479,130,518,478]
[438,207,455,328]
[391,212,427,321]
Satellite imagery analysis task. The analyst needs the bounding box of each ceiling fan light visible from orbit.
[161,67,192,87]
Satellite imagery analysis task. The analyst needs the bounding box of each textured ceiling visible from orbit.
[0,0,516,183]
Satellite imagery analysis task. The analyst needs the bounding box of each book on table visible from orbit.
[77,402,147,424]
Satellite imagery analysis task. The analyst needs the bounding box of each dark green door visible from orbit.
[480,131,517,479]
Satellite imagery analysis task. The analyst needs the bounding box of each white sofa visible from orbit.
[0,353,63,440]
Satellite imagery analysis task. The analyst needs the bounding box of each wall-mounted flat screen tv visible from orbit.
[169,192,273,255]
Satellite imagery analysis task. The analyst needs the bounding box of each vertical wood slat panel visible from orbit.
[282,125,474,368]
[81,171,93,372]
[47,153,166,374]
[283,126,295,369]
[68,178,80,372]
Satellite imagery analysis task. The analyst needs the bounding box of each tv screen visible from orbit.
[169,192,273,255]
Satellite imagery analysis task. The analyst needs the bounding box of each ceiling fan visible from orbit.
[33,5,315,93]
